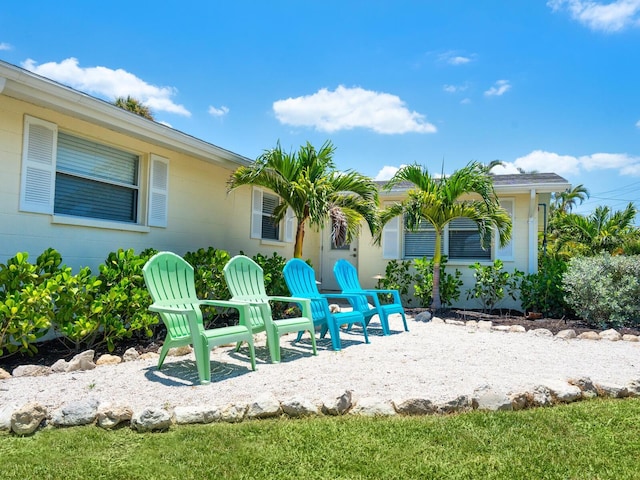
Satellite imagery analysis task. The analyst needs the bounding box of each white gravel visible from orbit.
[1,316,639,412]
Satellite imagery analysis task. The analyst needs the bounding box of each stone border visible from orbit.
[1,319,639,435]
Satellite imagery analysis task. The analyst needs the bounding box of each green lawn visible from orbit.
[1,398,639,479]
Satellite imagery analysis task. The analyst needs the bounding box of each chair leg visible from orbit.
[379,312,391,336]
[157,343,171,369]
[267,328,281,363]
[400,312,409,331]
[234,341,243,352]
[309,326,317,355]
[360,320,370,344]
[245,338,257,371]
[326,321,341,351]
[193,337,211,385]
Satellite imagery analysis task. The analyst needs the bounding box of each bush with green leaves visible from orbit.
[563,254,640,328]
[413,256,463,308]
[0,250,62,356]
[519,256,572,318]
[376,259,414,306]
[466,259,523,312]
[182,247,233,327]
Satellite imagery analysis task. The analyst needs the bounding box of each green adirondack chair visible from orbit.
[142,251,256,385]
[223,255,317,363]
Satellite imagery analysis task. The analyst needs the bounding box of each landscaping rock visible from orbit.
[122,347,140,362]
[0,403,18,430]
[472,385,512,411]
[445,319,465,326]
[246,395,282,419]
[414,311,432,322]
[542,380,582,403]
[139,352,160,360]
[12,365,51,377]
[627,380,640,397]
[0,367,11,379]
[219,403,247,423]
[508,325,526,333]
[174,405,220,424]
[66,350,96,372]
[350,397,396,416]
[531,386,553,407]
[282,396,318,417]
[50,397,100,427]
[622,334,639,342]
[97,406,133,429]
[465,320,478,328]
[394,398,437,415]
[508,391,532,411]
[96,354,122,366]
[11,402,47,435]
[50,359,69,373]
[321,390,353,415]
[595,382,629,398]
[528,328,553,338]
[492,325,510,332]
[578,331,600,340]
[168,345,192,357]
[131,407,172,432]
[430,317,445,325]
[599,329,622,341]
[477,320,493,331]
[437,395,471,414]
[556,329,577,340]
[567,377,599,399]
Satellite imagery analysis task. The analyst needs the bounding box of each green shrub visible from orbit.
[413,256,463,308]
[376,259,414,306]
[520,256,572,318]
[0,251,61,356]
[466,260,522,312]
[183,247,233,327]
[563,254,640,328]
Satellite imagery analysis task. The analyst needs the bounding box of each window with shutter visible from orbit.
[148,155,169,227]
[251,187,287,241]
[403,219,438,259]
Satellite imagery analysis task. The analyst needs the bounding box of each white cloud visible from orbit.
[636,119,640,128]
[490,163,522,174]
[484,80,511,97]
[443,83,468,93]
[460,98,472,105]
[273,85,437,134]
[22,57,190,116]
[438,51,474,65]
[208,105,229,117]
[548,0,640,32]
[497,150,640,176]
[0,42,12,51]
[374,165,407,181]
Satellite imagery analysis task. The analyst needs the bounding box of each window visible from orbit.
[250,187,294,242]
[403,220,438,259]
[55,133,139,222]
[19,116,168,228]
[447,218,492,260]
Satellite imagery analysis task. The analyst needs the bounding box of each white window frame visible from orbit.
[495,198,514,261]
[250,187,294,243]
[19,115,167,231]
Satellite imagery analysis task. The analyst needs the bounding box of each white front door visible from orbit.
[319,227,358,291]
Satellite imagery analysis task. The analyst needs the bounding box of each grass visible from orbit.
[1,398,639,479]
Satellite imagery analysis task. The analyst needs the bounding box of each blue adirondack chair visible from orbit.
[142,251,256,385]
[333,259,409,336]
[223,255,317,363]
[283,258,369,351]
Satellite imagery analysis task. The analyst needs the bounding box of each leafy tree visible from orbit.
[377,161,511,311]
[113,96,154,120]
[227,141,379,258]
[550,184,590,215]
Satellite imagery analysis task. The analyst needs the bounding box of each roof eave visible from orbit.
[0,63,252,169]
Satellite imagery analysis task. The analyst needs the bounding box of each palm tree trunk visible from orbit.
[431,231,443,311]
[294,221,305,258]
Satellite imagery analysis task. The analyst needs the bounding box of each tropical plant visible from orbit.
[378,162,512,310]
[113,95,154,120]
[375,259,414,305]
[413,256,462,308]
[466,260,522,313]
[519,256,571,318]
[550,184,590,215]
[551,202,638,257]
[227,141,379,258]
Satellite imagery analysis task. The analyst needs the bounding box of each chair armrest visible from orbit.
[149,304,192,315]
[269,296,313,320]
[363,289,402,304]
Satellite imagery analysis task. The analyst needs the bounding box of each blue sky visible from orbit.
[2,1,639,221]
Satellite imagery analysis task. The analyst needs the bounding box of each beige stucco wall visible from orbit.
[0,95,319,273]
[355,191,542,311]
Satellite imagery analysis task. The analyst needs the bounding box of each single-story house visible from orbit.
[0,60,570,309]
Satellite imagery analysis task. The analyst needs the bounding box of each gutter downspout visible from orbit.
[528,189,538,274]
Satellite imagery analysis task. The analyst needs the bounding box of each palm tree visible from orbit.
[378,162,512,311]
[551,184,590,214]
[553,202,637,256]
[227,141,379,258]
[113,96,154,120]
